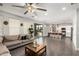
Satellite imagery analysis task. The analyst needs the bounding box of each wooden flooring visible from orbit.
[10,37,79,56]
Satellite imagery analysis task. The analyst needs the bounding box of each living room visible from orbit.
[0,3,47,56]
[0,3,79,56]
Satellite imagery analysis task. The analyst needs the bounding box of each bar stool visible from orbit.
[54,33,56,39]
[58,33,61,39]
[57,33,59,39]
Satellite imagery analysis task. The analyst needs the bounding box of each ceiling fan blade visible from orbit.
[71,3,75,5]
[29,3,33,5]
[25,3,33,6]
[36,3,39,5]
[36,8,47,11]
[71,3,77,5]
[25,3,28,6]
[0,3,3,6]
[24,11,28,14]
[12,5,25,8]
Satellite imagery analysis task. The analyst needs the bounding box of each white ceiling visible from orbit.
[0,3,78,24]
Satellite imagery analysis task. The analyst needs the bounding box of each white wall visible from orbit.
[9,18,20,35]
[72,8,79,50]
[0,11,34,36]
[57,24,72,37]
[0,15,3,36]
[75,8,79,49]
[43,24,50,36]
[72,16,77,50]
[20,20,34,35]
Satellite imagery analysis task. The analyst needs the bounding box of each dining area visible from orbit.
[46,24,72,40]
[48,32,62,39]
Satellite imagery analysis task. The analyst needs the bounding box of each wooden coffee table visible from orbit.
[25,43,46,56]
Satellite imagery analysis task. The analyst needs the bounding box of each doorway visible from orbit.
[34,23,43,37]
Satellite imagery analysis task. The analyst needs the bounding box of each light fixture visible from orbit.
[28,6,32,12]
[62,7,66,11]
[34,16,37,18]
[44,25,46,27]
[44,12,48,15]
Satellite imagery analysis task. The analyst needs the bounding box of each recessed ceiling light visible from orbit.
[44,12,48,15]
[32,16,37,18]
[34,16,37,18]
[62,7,66,11]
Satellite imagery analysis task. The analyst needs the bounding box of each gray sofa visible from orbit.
[3,35,33,50]
[0,36,11,56]
[0,35,33,56]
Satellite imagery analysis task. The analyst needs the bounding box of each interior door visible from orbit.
[71,27,73,41]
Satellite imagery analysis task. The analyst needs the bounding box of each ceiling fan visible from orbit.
[70,3,77,5]
[12,3,47,15]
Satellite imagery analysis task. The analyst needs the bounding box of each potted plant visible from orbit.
[28,25,34,38]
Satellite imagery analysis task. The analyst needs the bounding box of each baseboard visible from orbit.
[42,36,48,37]
[66,36,71,38]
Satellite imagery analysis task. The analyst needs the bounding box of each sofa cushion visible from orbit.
[20,35,30,40]
[0,43,10,55]
[22,40,29,43]
[4,40,22,47]
[0,36,3,43]
[4,35,19,41]
[18,35,21,40]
